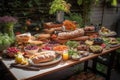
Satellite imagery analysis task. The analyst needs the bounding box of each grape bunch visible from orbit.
[7,47,19,53]
[6,47,19,57]
[42,45,51,50]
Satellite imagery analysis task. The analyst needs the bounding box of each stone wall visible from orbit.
[90,3,120,30]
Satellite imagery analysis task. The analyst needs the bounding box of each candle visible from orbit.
[62,51,69,61]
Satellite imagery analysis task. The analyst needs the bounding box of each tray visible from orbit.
[29,54,62,67]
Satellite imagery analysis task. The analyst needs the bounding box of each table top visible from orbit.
[1,46,120,80]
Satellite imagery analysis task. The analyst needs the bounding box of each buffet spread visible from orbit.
[1,20,120,71]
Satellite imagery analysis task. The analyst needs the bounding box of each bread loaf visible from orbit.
[36,34,51,40]
[44,27,62,34]
[57,28,84,39]
[31,51,56,64]
[28,40,43,45]
[44,22,62,29]
[71,36,89,41]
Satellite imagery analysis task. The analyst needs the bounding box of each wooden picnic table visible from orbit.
[0,46,120,80]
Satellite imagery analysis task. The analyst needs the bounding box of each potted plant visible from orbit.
[49,0,71,23]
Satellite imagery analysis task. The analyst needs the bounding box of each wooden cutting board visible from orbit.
[10,63,41,71]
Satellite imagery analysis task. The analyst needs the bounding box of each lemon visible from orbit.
[15,53,24,64]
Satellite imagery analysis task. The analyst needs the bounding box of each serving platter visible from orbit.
[29,54,62,67]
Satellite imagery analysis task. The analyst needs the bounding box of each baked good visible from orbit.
[16,33,31,43]
[28,40,43,45]
[71,36,89,41]
[44,22,62,29]
[57,28,84,39]
[44,28,55,34]
[44,27,62,34]
[31,51,56,64]
[35,33,50,40]
[84,26,95,32]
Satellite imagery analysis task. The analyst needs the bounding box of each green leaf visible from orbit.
[28,1,33,7]
[111,0,117,7]
[34,0,40,6]
[22,11,29,16]
[77,0,82,5]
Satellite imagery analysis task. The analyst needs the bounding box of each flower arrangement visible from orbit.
[0,16,17,24]
[0,16,18,40]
